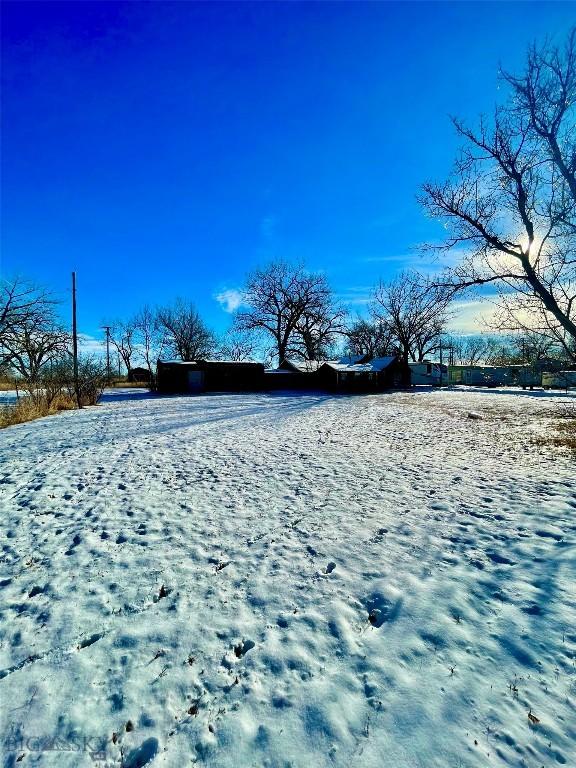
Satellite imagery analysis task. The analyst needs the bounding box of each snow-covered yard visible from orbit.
[0,388,575,768]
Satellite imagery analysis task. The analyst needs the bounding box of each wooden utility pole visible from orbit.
[102,325,111,383]
[72,271,82,408]
[439,338,444,388]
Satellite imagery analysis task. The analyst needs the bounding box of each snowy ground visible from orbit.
[0,387,575,768]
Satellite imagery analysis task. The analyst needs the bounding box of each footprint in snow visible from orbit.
[123,737,159,768]
[365,590,402,628]
[234,639,255,658]
[78,632,104,650]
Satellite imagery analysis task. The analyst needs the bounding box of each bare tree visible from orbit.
[422,29,576,360]
[294,301,347,360]
[156,299,214,361]
[345,318,395,358]
[447,335,493,365]
[3,321,69,386]
[372,271,452,365]
[133,305,163,376]
[491,291,576,360]
[1,276,68,388]
[107,319,137,373]
[217,329,258,361]
[1,277,57,367]
[513,330,564,363]
[236,261,345,362]
[484,339,521,366]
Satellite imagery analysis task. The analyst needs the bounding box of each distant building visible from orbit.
[127,367,152,383]
[448,364,543,388]
[408,361,447,386]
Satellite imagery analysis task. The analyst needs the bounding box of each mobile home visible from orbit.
[408,361,446,386]
[542,370,576,390]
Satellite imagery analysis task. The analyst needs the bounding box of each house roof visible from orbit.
[322,356,396,373]
[281,358,327,373]
[158,360,199,366]
[198,359,262,366]
[368,356,397,371]
[158,359,261,367]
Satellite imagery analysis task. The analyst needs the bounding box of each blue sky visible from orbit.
[1,1,573,346]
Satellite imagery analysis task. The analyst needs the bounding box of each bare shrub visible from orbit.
[536,400,576,453]
[0,356,107,427]
[0,392,76,429]
[58,357,107,406]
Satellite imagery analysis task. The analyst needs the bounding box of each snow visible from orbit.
[0,387,575,767]
[323,356,396,373]
[282,359,327,373]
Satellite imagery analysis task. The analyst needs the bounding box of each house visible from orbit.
[274,355,377,390]
[156,360,265,394]
[127,366,152,384]
[157,354,408,395]
[318,356,408,392]
[272,358,328,390]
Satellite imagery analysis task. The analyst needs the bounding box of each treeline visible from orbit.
[98,264,454,372]
[104,261,573,372]
[2,262,572,410]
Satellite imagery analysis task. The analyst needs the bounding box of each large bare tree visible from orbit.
[0,277,68,386]
[422,29,576,360]
[217,329,258,361]
[294,302,347,360]
[345,318,395,358]
[2,320,69,386]
[133,305,163,375]
[156,299,214,361]
[236,261,346,362]
[1,277,57,367]
[107,319,137,373]
[372,271,452,364]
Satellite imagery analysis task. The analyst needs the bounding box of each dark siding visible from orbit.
[157,361,264,393]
